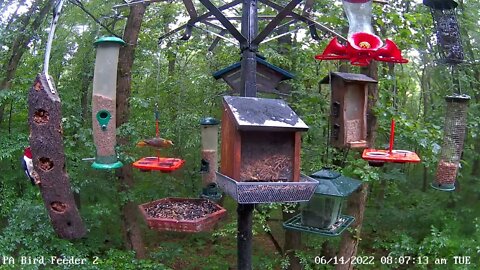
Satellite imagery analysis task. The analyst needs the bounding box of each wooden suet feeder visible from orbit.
[28,74,86,239]
[216,96,318,204]
[432,94,470,191]
[423,0,464,64]
[320,72,377,148]
[139,198,226,233]
[283,169,361,236]
[212,56,294,95]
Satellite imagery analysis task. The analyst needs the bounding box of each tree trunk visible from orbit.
[336,62,378,270]
[116,3,148,259]
[0,0,51,124]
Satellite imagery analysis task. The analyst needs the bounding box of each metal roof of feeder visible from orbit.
[213,56,294,80]
[320,72,378,84]
[310,169,362,197]
[223,96,309,132]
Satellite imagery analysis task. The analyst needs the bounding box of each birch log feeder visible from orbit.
[28,75,87,239]
[91,37,125,170]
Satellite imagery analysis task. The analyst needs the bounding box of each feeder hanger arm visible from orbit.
[44,0,64,94]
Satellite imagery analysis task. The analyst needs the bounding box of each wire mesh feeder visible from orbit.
[423,0,464,64]
[216,172,318,204]
[138,198,227,233]
[432,94,470,191]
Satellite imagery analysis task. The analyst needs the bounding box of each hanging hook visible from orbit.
[44,0,65,94]
[308,24,321,41]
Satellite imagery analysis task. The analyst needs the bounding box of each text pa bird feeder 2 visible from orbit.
[362,119,421,166]
[215,96,318,204]
[283,169,361,236]
[423,0,464,64]
[139,197,227,233]
[320,72,377,148]
[315,0,407,66]
[213,56,294,95]
[91,37,125,170]
[200,117,222,201]
[432,94,470,191]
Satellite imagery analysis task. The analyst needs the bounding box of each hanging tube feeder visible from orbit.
[362,119,421,166]
[432,94,470,191]
[200,117,222,201]
[91,37,125,170]
[423,0,464,64]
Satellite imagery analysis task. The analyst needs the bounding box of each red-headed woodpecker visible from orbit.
[22,147,38,185]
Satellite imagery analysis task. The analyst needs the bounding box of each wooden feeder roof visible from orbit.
[310,169,362,197]
[223,96,308,132]
[213,56,294,81]
[319,72,377,84]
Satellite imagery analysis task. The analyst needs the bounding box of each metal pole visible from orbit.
[238,1,257,269]
[240,0,258,97]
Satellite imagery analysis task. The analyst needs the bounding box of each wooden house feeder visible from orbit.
[432,94,470,191]
[91,37,125,170]
[212,57,294,95]
[423,0,464,64]
[362,119,421,166]
[215,96,318,204]
[283,169,361,236]
[139,198,226,233]
[320,72,377,148]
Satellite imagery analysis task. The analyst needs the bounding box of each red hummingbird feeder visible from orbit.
[315,0,408,66]
[362,119,421,166]
[132,105,185,173]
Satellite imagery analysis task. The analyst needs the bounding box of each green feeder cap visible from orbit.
[94,36,126,46]
[310,169,362,197]
[200,117,220,126]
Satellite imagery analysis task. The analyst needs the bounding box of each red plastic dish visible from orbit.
[362,149,421,163]
[362,119,421,164]
[133,157,185,172]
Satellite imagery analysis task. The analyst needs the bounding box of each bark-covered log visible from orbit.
[28,74,86,239]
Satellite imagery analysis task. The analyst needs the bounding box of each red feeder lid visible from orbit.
[133,157,185,173]
[362,149,421,164]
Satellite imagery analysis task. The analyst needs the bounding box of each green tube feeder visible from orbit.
[91,36,125,170]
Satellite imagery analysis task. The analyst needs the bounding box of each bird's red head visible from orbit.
[24,147,32,159]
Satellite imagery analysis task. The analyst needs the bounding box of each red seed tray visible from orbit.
[362,149,421,164]
[138,198,227,233]
[132,157,185,173]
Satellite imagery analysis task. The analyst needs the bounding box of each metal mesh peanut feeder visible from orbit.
[432,94,470,191]
[423,0,464,64]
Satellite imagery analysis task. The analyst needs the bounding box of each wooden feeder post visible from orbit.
[28,75,87,239]
[320,72,377,148]
[91,37,125,170]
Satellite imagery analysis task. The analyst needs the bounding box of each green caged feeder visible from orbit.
[284,169,361,236]
[91,37,125,170]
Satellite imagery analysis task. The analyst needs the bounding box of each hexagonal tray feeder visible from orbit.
[139,198,227,233]
[218,96,318,204]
